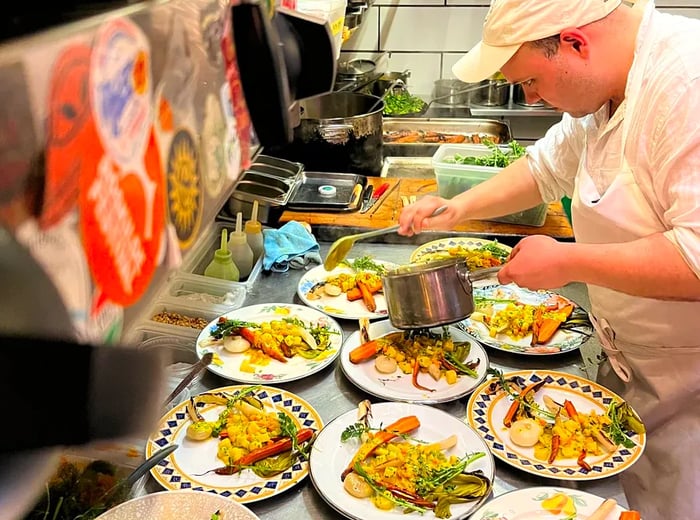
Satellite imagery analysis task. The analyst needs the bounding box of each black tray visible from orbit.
[286,172,367,212]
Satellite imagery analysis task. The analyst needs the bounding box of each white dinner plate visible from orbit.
[409,237,512,264]
[458,283,593,355]
[146,385,323,504]
[309,402,495,520]
[466,370,646,481]
[469,486,627,520]
[96,490,261,519]
[196,303,343,384]
[296,259,396,320]
[340,319,489,403]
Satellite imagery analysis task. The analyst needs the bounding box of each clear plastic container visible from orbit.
[432,144,548,227]
[165,273,246,311]
[180,221,264,291]
[136,333,207,408]
[142,301,222,339]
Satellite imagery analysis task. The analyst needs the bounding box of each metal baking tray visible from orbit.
[286,171,367,212]
[381,156,435,179]
[383,118,512,157]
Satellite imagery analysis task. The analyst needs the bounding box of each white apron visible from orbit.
[571,13,700,517]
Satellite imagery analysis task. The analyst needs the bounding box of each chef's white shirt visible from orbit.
[526,1,700,277]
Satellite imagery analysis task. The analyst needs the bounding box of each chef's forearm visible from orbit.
[451,157,545,222]
[564,233,700,300]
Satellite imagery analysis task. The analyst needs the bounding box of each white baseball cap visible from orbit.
[452,0,623,83]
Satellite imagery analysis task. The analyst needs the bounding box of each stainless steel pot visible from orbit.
[472,79,510,106]
[432,79,471,105]
[336,58,376,82]
[512,83,546,107]
[382,258,501,329]
[291,92,385,176]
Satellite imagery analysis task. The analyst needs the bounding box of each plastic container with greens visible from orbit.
[432,141,548,227]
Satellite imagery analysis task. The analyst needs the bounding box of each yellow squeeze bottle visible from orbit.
[204,228,239,282]
[228,211,254,279]
[245,200,264,263]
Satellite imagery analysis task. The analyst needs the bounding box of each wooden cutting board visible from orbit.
[280,177,574,240]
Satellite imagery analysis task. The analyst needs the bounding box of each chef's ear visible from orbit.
[559,28,590,57]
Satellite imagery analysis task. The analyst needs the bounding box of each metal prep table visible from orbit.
[145,240,627,519]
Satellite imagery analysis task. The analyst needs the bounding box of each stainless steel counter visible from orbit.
[147,240,626,518]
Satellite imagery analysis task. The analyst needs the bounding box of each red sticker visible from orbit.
[221,4,251,171]
[79,130,165,306]
[42,44,103,229]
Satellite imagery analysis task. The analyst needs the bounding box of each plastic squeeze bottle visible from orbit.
[245,200,264,263]
[228,212,254,279]
[204,228,239,282]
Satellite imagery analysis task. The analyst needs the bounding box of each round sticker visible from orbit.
[166,129,203,249]
[90,18,152,170]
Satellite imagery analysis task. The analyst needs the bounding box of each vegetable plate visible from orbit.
[409,237,511,267]
[459,283,593,355]
[297,257,396,320]
[466,369,646,481]
[95,490,260,519]
[468,487,628,520]
[146,385,322,504]
[309,401,495,520]
[340,319,489,404]
[196,303,343,384]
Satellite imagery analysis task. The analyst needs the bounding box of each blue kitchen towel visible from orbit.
[262,221,322,272]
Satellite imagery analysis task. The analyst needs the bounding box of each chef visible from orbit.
[398,1,700,518]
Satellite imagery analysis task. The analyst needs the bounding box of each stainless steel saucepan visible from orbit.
[382,258,501,329]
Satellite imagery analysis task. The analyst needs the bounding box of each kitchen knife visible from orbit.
[359,185,374,212]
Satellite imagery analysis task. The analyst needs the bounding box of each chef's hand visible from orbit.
[398,195,462,236]
[498,235,571,290]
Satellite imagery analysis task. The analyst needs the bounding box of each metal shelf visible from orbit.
[467,100,558,118]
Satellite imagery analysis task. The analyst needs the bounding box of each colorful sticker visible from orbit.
[90,18,152,170]
[201,93,227,197]
[167,129,202,249]
[43,44,103,230]
[79,130,166,306]
[220,6,251,172]
[199,0,225,66]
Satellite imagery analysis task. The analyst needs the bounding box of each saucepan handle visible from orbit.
[468,265,502,282]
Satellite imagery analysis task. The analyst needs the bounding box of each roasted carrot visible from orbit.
[214,428,314,475]
[341,415,420,480]
[240,327,287,362]
[535,318,565,344]
[577,450,592,471]
[357,281,377,312]
[618,511,641,520]
[563,399,578,419]
[411,360,435,392]
[548,434,560,464]
[346,287,362,301]
[503,380,546,427]
[349,339,382,364]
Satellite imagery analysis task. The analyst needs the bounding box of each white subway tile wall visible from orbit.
[342,2,700,98]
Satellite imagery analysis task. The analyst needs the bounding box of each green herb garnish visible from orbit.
[343,255,387,274]
[444,139,526,168]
